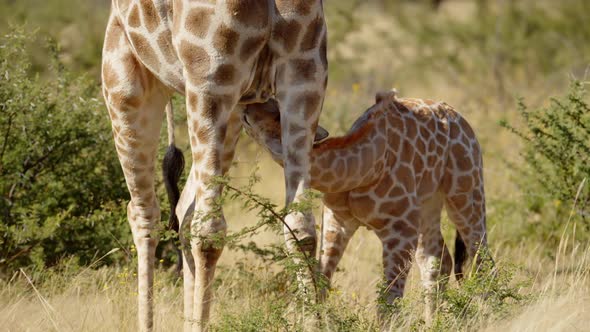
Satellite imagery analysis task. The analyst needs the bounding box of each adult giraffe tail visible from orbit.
[454,230,467,281]
[162,100,185,273]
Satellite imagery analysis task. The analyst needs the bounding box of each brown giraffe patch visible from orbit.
[197,125,210,144]
[360,146,374,167]
[419,174,435,195]
[293,136,307,150]
[109,91,143,110]
[213,24,240,56]
[456,175,473,192]
[240,36,266,61]
[128,4,141,28]
[413,155,425,174]
[185,7,213,38]
[140,0,160,33]
[200,94,228,125]
[226,1,269,28]
[179,41,209,86]
[333,159,346,177]
[399,140,414,163]
[192,151,204,164]
[105,19,124,52]
[129,32,160,72]
[319,33,327,69]
[449,122,461,139]
[393,220,416,238]
[388,240,403,253]
[275,0,313,16]
[187,91,200,113]
[272,19,302,53]
[135,176,152,192]
[102,62,119,88]
[350,194,376,217]
[320,172,335,183]
[450,194,468,210]
[324,231,339,243]
[300,16,323,52]
[396,165,414,191]
[415,139,426,155]
[375,175,393,197]
[324,247,340,257]
[368,218,388,230]
[157,30,177,64]
[346,156,359,175]
[379,197,409,216]
[298,91,322,119]
[289,58,316,84]
[211,64,236,86]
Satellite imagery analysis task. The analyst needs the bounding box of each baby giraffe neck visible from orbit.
[309,121,383,193]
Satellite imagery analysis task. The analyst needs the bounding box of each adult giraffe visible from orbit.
[101,1,327,331]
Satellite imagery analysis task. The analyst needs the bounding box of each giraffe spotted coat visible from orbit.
[243,90,491,322]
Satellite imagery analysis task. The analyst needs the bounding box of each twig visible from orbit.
[224,183,320,302]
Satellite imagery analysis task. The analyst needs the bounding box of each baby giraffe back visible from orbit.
[345,96,471,223]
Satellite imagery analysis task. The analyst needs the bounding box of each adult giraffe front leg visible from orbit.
[272,2,328,296]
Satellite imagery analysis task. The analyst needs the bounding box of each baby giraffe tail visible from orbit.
[162,101,185,274]
[454,230,467,281]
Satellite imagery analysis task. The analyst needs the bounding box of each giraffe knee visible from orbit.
[190,217,227,255]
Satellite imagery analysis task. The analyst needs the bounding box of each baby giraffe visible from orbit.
[242,90,491,322]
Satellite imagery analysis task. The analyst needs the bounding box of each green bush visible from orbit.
[0,0,109,77]
[501,81,590,244]
[0,29,131,274]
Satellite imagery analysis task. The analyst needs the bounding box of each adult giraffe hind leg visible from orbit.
[102,14,172,331]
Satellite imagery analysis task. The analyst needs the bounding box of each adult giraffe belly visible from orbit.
[113,0,275,104]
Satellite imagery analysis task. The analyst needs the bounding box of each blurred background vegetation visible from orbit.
[0,0,589,330]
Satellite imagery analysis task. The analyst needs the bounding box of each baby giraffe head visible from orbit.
[242,99,329,163]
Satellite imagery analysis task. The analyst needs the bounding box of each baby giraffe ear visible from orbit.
[375,88,399,103]
[314,125,329,143]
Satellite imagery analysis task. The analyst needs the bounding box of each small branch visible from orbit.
[224,183,320,301]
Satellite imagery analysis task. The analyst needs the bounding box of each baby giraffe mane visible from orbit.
[314,121,375,152]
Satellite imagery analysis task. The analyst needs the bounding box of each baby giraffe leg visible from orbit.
[372,214,419,321]
[319,207,359,299]
[415,194,452,324]
[445,188,492,277]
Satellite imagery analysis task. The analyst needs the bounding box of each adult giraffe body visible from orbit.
[101,1,327,331]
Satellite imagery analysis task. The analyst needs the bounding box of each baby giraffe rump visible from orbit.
[242,90,492,322]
